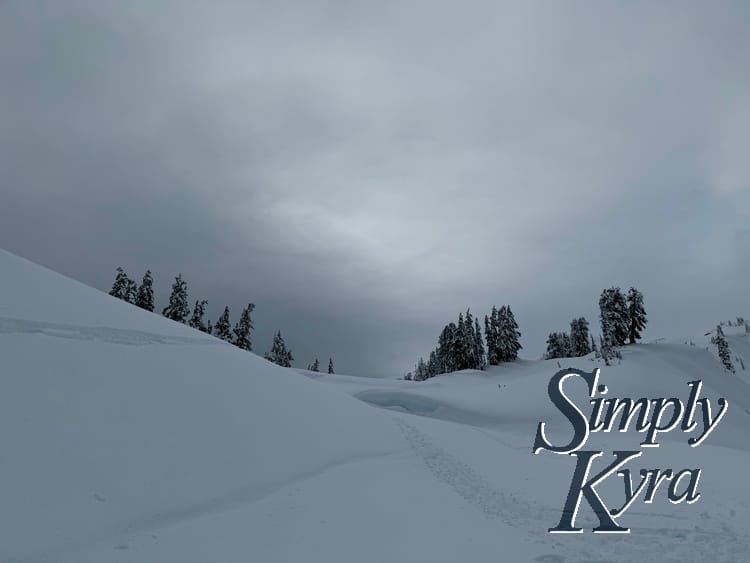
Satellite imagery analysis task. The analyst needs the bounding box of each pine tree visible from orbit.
[328,358,335,374]
[497,305,522,362]
[309,358,320,372]
[599,335,613,366]
[206,319,213,335]
[124,278,138,304]
[473,317,486,370]
[599,287,629,347]
[626,287,647,344]
[545,332,572,359]
[712,325,735,373]
[570,317,591,357]
[162,274,189,323]
[214,306,232,341]
[189,299,208,332]
[265,331,293,367]
[233,303,255,351]
[135,270,155,312]
[108,267,131,300]
[484,309,499,366]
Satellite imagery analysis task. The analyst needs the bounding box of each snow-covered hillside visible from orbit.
[1,249,749,562]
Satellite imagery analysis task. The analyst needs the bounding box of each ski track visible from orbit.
[16,448,409,563]
[392,415,750,563]
[0,317,218,346]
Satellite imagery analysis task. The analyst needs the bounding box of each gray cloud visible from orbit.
[1,1,749,375]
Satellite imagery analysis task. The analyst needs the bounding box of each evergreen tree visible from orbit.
[599,335,613,366]
[124,278,138,304]
[328,358,335,374]
[545,332,571,359]
[206,319,213,335]
[484,309,499,366]
[162,274,189,323]
[309,358,320,372]
[135,270,155,312]
[626,287,647,344]
[108,267,131,301]
[233,303,255,351]
[497,305,522,362]
[214,306,232,341]
[591,334,597,353]
[570,317,591,357]
[189,299,208,332]
[473,317,486,370]
[265,331,293,367]
[712,325,735,373]
[599,287,629,347]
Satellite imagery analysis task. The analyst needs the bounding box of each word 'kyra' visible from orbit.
[532,368,728,534]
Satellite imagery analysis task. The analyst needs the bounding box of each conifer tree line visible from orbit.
[410,306,521,381]
[107,266,337,369]
[712,324,735,373]
[544,286,647,361]
[545,318,591,360]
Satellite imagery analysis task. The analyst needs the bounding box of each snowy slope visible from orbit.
[1,249,749,562]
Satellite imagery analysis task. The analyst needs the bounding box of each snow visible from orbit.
[1,248,749,562]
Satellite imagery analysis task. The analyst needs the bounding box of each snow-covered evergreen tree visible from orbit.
[188,299,208,332]
[712,325,735,373]
[473,317,486,370]
[232,303,255,351]
[599,287,629,347]
[545,332,571,359]
[484,308,499,366]
[214,306,232,341]
[626,287,647,344]
[599,335,613,366]
[570,317,591,357]
[309,358,320,372]
[206,319,213,335]
[328,358,335,374]
[135,270,155,311]
[124,278,138,304]
[108,267,131,301]
[497,305,522,362]
[162,274,189,323]
[265,331,293,367]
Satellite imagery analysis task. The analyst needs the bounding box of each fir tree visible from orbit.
[233,303,255,351]
[497,305,522,362]
[189,299,208,332]
[309,358,320,372]
[484,309,499,366]
[162,274,189,323]
[125,278,138,304]
[570,317,591,357]
[712,325,735,373]
[545,332,571,359]
[626,287,647,344]
[328,358,335,374]
[265,331,293,367]
[135,270,155,312]
[214,306,232,341]
[473,317,486,370]
[108,267,131,301]
[599,287,629,347]
[206,319,213,335]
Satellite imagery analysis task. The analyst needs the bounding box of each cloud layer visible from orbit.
[2,1,748,375]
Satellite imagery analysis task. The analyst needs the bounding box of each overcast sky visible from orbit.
[1,1,748,376]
